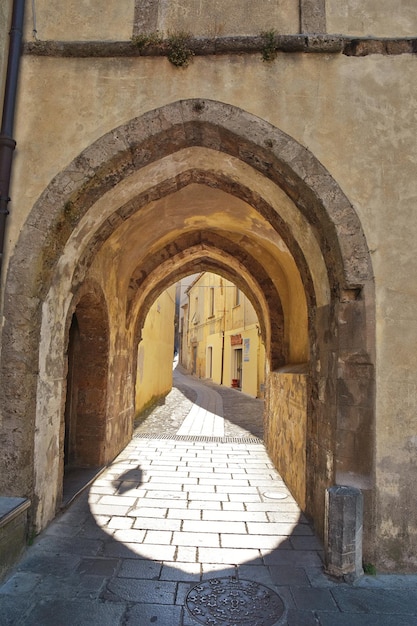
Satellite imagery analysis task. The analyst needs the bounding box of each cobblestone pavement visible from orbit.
[1,368,417,625]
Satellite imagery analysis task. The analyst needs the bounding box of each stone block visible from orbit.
[325,485,363,581]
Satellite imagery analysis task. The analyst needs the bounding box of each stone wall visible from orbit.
[265,367,308,512]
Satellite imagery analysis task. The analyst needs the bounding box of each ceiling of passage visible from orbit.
[88,169,315,363]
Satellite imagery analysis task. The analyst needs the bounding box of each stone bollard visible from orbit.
[324,485,364,581]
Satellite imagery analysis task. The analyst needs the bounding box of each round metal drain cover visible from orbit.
[185,577,285,626]
[263,492,288,500]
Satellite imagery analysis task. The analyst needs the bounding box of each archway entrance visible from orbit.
[0,100,374,558]
[63,284,109,504]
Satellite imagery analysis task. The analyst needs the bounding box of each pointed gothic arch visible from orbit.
[0,100,374,554]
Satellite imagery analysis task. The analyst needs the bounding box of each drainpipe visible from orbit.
[0,0,26,279]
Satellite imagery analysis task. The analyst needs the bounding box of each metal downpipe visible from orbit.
[0,0,25,279]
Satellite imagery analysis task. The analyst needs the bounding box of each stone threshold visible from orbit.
[24,35,417,58]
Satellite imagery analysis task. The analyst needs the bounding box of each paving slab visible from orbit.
[317,614,417,626]
[21,599,127,626]
[330,586,417,615]
[125,603,183,626]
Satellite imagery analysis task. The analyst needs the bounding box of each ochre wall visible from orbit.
[135,287,176,415]
[240,327,264,399]
[154,0,299,37]
[5,51,417,569]
[223,328,264,398]
[326,0,417,37]
[23,0,299,41]
[23,1,417,40]
[0,0,12,104]
[23,1,134,42]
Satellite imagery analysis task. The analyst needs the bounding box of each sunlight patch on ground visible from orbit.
[176,404,225,437]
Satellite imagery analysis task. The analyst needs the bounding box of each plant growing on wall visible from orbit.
[132,31,194,67]
[166,31,194,67]
[363,562,377,575]
[261,30,277,62]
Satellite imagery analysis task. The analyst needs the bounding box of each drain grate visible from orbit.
[185,577,285,626]
[133,433,263,445]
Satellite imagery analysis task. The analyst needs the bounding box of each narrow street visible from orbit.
[134,364,264,440]
[0,368,416,625]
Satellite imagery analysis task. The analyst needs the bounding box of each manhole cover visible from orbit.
[185,577,285,626]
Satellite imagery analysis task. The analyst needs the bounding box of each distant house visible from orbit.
[180,273,265,398]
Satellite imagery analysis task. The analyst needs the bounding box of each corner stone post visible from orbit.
[324,485,364,581]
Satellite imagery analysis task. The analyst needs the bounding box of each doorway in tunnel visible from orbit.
[62,285,110,506]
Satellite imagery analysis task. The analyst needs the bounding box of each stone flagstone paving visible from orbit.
[1,369,417,625]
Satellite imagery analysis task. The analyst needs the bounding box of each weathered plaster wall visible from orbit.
[208,334,223,385]
[135,286,176,415]
[6,53,417,268]
[326,0,417,37]
[23,0,300,41]
[23,1,134,42]
[0,0,12,105]
[5,53,417,563]
[156,0,299,37]
[21,0,417,43]
[0,8,416,567]
[239,327,263,398]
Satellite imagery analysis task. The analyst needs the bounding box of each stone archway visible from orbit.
[0,100,374,556]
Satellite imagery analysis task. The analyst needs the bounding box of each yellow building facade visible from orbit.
[181,273,265,398]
